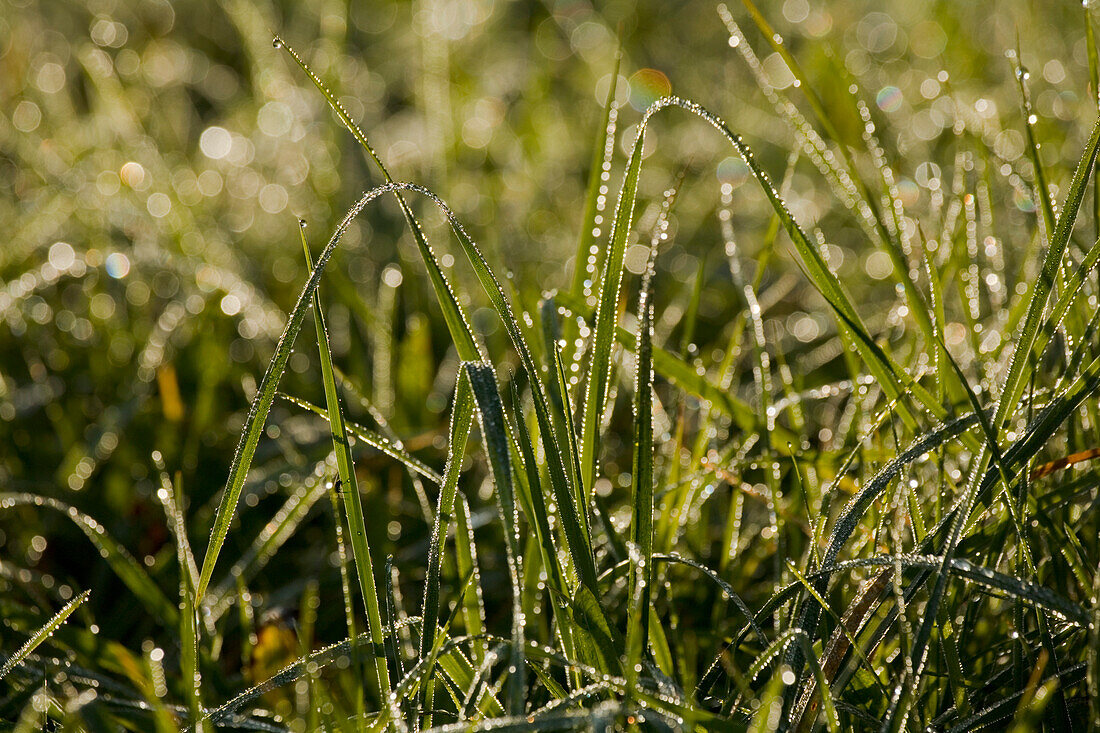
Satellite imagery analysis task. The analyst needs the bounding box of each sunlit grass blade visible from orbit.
[152,462,205,731]
[578,100,644,503]
[0,590,90,681]
[638,98,947,429]
[731,0,939,348]
[196,181,455,604]
[570,51,621,300]
[302,228,391,702]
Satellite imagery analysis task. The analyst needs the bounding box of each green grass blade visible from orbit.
[570,51,621,300]
[0,590,90,681]
[626,245,656,687]
[579,108,644,503]
[418,370,475,721]
[463,361,526,714]
[303,230,391,699]
[631,98,947,430]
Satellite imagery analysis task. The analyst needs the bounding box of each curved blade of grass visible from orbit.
[1,494,177,625]
[732,0,938,348]
[196,179,479,603]
[199,37,487,597]
[278,393,442,484]
[274,37,482,363]
[304,230,391,700]
[628,98,947,430]
[815,555,1087,626]
[0,590,90,681]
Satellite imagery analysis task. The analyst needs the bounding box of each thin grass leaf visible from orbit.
[626,243,657,680]
[304,231,391,700]
[279,393,443,484]
[0,590,90,681]
[0,494,177,625]
[570,51,621,301]
[419,370,475,722]
[463,362,526,715]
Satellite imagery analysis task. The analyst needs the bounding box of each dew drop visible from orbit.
[272,37,283,49]
[298,218,307,228]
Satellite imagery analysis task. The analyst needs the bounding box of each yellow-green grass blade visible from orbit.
[570,50,621,300]
[425,197,599,599]
[611,97,946,435]
[578,104,645,504]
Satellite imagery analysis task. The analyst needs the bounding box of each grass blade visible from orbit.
[0,590,90,681]
[463,362,526,715]
[303,228,391,699]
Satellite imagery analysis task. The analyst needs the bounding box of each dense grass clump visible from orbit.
[5,0,1100,730]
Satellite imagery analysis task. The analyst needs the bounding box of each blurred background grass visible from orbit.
[2,0,1097,706]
